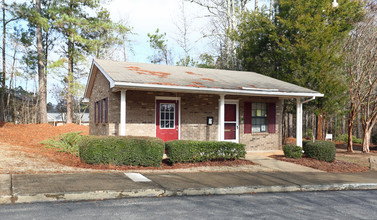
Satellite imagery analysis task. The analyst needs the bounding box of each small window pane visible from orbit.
[251,103,268,133]
[160,103,175,129]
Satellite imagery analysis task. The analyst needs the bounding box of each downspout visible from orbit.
[296,96,316,147]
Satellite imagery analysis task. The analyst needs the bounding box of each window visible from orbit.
[95,98,108,124]
[252,103,267,133]
[160,103,175,129]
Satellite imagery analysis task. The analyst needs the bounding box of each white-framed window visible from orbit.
[160,103,175,129]
[252,103,267,133]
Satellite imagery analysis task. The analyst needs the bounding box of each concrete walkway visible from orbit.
[245,152,324,172]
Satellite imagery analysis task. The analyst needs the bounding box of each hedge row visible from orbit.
[79,136,164,167]
[165,140,246,164]
[283,145,302,158]
[303,140,336,162]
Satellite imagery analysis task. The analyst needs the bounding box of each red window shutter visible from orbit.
[268,103,276,133]
[244,102,252,133]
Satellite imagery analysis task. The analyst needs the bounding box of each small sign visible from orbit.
[207,116,213,125]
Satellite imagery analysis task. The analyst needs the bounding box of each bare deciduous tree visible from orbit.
[344,2,377,152]
[186,0,251,69]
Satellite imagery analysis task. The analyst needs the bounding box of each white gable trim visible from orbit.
[84,60,115,98]
[93,60,115,88]
[113,82,324,98]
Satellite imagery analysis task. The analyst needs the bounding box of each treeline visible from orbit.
[0,0,131,124]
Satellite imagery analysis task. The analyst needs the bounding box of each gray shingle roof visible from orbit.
[86,59,323,98]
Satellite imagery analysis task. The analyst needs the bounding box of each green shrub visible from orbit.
[79,136,164,167]
[283,145,303,158]
[335,134,362,144]
[165,140,246,164]
[40,132,83,156]
[303,140,336,162]
[302,140,311,148]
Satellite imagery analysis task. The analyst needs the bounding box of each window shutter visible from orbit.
[94,102,97,123]
[244,102,252,133]
[97,101,101,123]
[100,100,103,123]
[104,98,108,123]
[268,103,276,133]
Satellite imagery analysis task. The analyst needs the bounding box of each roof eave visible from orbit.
[112,82,324,98]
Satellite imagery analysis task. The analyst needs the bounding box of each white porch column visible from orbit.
[120,90,127,136]
[296,98,303,147]
[218,94,225,141]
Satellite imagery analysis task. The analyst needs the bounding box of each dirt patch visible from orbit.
[0,143,88,174]
[271,155,369,173]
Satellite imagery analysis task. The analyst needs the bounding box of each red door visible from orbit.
[156,100,179,142]
[224,104,236,140]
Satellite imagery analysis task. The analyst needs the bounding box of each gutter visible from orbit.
[113,82,324,98]
[302,96,316,104]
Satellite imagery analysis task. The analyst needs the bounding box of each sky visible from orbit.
[103,0,212,64]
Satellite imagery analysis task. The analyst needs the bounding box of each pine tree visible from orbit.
[235,0,363,139]
[50,0,120,123]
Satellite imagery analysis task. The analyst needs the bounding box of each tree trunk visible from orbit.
[357,114,362,138]
[66,38,73,124]
[347,117,354,152]
[362,124,371,153]
[0,0,6,122]
[288,113,293,137]
[317,115,323,140]
[36,0,47,124]
[255,0,258,11]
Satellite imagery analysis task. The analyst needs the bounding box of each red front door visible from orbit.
[156,100,179,142]
[224,104,236,140]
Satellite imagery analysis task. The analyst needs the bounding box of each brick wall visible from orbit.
[89,70,282,151]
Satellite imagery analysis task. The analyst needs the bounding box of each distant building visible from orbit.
[47,113,89,126]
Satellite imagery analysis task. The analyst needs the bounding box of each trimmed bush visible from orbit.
[165,140,246,164]
[40,132,83,156]
[303,140,336,162]
[283,145,303,158]
[302,140,311,148]
[79,136,164,167]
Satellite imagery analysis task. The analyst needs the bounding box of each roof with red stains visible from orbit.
[84,59,323,99]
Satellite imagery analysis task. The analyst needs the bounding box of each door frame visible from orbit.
[224,99,239,143]
[155,96,181,140]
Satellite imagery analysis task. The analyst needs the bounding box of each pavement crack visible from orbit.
[10,174,15,204]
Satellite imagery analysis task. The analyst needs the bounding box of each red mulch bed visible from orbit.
[271,155,369,173]
[0,122,254,171]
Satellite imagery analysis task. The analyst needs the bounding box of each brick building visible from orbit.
[84,59,323,151]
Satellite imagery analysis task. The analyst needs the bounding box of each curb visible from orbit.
[0,195,12,204]
[11,189,165,204]
[163,183,377,197]
[2,183,377,204]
